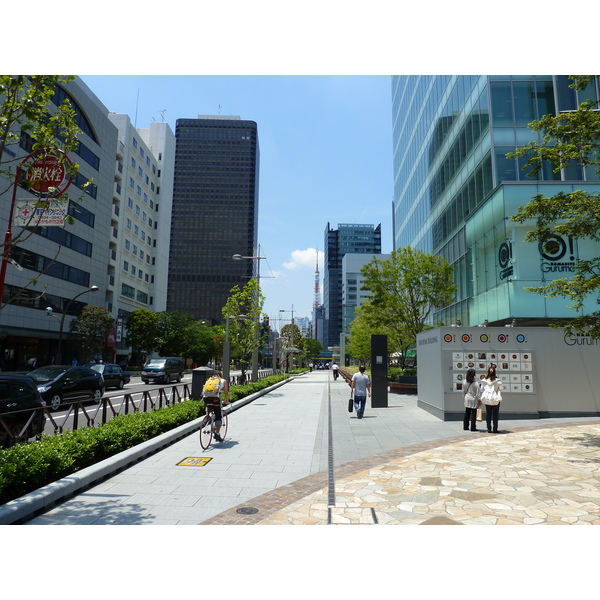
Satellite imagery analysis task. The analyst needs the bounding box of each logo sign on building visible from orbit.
[13,198,68,227]
[25,153,70,197]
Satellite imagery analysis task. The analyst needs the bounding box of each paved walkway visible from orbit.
[24,370,600,525]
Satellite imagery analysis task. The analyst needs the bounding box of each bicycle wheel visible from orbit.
[199,415,213,450]
[218,413,228,441]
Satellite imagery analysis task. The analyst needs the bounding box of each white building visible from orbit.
[106,114,175,362]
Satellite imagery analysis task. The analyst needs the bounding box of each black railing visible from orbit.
[0,383,193,447]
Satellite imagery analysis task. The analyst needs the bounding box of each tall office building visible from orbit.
[167,116,259,324]
[323,223,381,349]
[392,75,600,327]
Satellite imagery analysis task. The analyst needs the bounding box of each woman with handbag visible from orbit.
[462,368,481,431]
[480,364,504,433]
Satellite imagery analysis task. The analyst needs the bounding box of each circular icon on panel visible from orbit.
[497,334,507,343]
[480,334,489,343]
[498,241,512,268]
[444,334,453,342]
[539,234,567,261]
[516,334,527,343]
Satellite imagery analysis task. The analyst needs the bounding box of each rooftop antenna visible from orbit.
[159,109,166,122]
[218,105,222,115]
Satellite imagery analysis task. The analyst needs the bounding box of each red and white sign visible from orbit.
[25,153,71,197]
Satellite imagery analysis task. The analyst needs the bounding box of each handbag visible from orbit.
[348,397,353,413]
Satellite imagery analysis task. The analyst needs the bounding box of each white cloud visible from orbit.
[282,247,324,271]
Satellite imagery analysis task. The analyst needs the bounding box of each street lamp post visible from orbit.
[279,305,295,370]
[223,314,248,385]
[47,285,99,364]
[232,248,266,382]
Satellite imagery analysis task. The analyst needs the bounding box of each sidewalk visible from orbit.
[22,370,600,525]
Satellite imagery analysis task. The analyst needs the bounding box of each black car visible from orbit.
[28,366,105,411]
[88,363,131,389]
[0,375,47,447]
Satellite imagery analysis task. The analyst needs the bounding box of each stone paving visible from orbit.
[203,421,600,525]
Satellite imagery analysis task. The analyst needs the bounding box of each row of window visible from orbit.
[11,246,90,287]
[121,282,150,305]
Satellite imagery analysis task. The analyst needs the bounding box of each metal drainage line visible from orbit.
[327,374,336,523]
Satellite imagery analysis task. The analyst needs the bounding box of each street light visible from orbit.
[232,247,266,382]
[47,285,99,363]
[279,305,295,370]
[223,314,248,385]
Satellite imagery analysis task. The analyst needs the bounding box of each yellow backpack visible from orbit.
[203,376,221,396]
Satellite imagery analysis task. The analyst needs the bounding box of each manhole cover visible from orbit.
[236,507,259,515]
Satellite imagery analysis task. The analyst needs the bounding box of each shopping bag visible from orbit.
[348,397,353,413]
[476,408,483,422]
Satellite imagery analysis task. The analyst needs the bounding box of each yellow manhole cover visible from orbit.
[177,457,213,467]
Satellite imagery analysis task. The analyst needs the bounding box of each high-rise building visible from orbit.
[168,116,259,324]
[0,77,118,368]
[107,114,175,361]
[323,223,381,349]
[340,252,390,365]
[392,75,600,327]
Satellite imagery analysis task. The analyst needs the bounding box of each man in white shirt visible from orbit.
[351,365,371,419]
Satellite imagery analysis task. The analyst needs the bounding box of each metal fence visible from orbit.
[0,383,193,447]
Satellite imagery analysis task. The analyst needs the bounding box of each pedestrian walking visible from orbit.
[462,368,481,431]
[351,365,371,419]
[480,364,504,433]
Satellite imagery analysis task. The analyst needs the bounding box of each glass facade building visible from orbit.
[324,223,381,348]
[392,75,600,327]
[167,116,259,324]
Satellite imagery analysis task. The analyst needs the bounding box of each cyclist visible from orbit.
[202,370,229,442]
[332,362,339,380]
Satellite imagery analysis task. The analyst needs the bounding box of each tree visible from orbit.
[301,337,323,365]
[155,311,194,357]
[182,321,216,366]
[508,76,600,337]
[0,76,90,309]
[360,247,456,358]
[223,279,265,382]
[279,322,302,369]
[125,309,158,356]
[69,305,113,361]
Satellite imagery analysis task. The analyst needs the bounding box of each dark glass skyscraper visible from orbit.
[167,116,259,324]
[323,223,381,348]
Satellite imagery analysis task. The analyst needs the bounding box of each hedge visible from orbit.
[0,372,295,505]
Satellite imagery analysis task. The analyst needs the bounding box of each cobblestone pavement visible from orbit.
[203,421,600,525]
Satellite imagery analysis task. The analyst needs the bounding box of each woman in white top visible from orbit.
[462,368,481,431]
[480,364,504,433]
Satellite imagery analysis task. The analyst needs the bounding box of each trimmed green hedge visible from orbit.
[0,372,291,505]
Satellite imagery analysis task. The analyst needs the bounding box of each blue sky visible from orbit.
[81,75,394,325]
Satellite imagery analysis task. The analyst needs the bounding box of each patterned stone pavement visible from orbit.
[203,421,600,525]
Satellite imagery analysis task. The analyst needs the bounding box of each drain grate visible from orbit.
[236,507,259,515]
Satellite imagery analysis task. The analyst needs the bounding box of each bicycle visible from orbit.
[199,400,228,450]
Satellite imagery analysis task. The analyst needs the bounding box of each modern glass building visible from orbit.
[392,75,600,327]
[167,116,259,324]
[323,223,381,348]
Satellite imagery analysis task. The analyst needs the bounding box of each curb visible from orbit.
[0,375,297,525]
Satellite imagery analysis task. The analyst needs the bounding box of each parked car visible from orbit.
[141,357,185,384]
[88,363,131,389]
[27,366,105,411]
[0,375,47,447]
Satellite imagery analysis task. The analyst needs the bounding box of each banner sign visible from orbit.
[13,198,68,227]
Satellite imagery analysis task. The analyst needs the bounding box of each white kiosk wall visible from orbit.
[416,327,600,420]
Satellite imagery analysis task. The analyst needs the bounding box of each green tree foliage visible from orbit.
[360,247,456,356]
[155,311,194,357]
[301,337,323,364]
[223,279,265,380]
[182,320,216,365]
[125,309,158,354]
[69,305,114,360]
[508,76,600,337]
